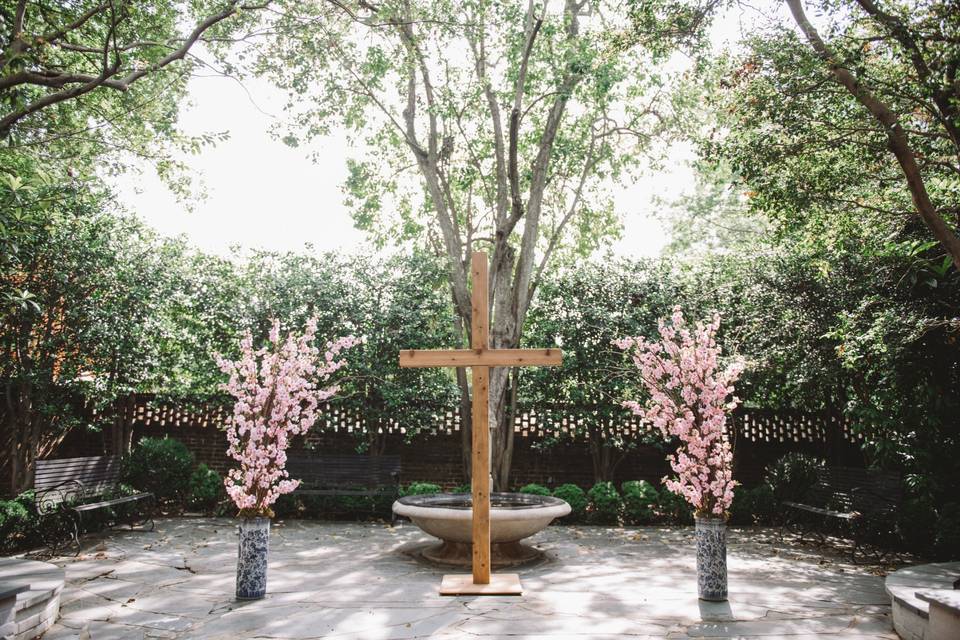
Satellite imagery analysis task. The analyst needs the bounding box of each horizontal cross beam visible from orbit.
[399,348,562,369]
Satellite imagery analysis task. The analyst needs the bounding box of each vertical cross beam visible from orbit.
[470,252,491,584]
[399,250,561,596]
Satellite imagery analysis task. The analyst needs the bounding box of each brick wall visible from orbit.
[36,401,867,495]
[116,424,674,489]
[49,422,862,492]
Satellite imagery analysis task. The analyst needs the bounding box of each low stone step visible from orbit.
[916,590,960,640]
[0,558,65,640]
[885,561,960,640]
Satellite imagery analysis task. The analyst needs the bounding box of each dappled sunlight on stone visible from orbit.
[35,517,900,638]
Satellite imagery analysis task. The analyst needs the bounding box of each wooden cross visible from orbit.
[399,251,562,596]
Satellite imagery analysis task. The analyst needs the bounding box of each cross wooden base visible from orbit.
[439,573,523,596]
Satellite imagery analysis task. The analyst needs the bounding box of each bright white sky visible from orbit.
[113,5,775,259]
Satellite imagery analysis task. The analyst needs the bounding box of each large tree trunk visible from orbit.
[2,381,20,497]
[588,423,627,483]
[109,393,136,456]
[488,366,513,491]
[456,367,472,482]
[4,381,38,496]
[394,2,583,492]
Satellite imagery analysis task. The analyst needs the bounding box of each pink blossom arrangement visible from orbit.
[615,307,744,518]
[215,318,358,518]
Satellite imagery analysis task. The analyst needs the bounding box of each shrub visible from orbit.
[187,464,225,512]
[752,484,778,524]
[656,488,694,525]
[401,482,442,496]
[518,483,551,496]
[368,492,395,517]
[934,502,960,560]
[121,437,195,506]
[552,484,587,521]
[273,493,301,518]
[0,494,36,551]
[335,493,374,514]
[587,482,622,524]
[852,507,901,550]
[896,496,938,553]
[274,493,387,520]
[621,480,658,525]
[765,453,825,503]
[451,484,471,494]
[729,485,777,526]
[76,484,148,532]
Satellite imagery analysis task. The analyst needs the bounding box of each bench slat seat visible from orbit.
[781,501,858,520]
[73,493,153,512]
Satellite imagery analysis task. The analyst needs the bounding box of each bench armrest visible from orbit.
[35,479,85,515]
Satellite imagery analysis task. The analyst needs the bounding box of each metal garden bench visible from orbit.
[33,455,154,553]
[781,465,901,561]
[286,454,401,521]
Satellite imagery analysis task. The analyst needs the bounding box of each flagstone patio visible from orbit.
[36,518,897,639]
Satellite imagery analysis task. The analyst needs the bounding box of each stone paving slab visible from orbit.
[32,518,898,639]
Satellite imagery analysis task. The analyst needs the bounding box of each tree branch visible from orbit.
[507,1,545,224]
[531,127,599,297]
[786,0,960,268]
[466,14,508,223]
[509,0,585,330]
[0,0,271,135]
[853,0,960,155]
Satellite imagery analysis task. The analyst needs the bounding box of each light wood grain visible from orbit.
[398,348,562,368]
[439,573,522,596]
[470,252,491,585]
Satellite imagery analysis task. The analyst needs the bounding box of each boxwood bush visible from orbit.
[934,502,960,560]
[729,484,777,525]
[621,480,658,525]
[518,483,551,496]
[121,437,194,506]
[187,464,225,513]
[552,484,588,521]
[0,494,37,551]
[588,481,622,524]
[656,487,694,525]
[401,482,442,496]
[765,453,824,503]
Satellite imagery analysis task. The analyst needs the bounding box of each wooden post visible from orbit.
[470,253,491,584]
[399,251,562,596]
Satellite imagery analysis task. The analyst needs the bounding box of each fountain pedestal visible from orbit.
[422,540,541,567]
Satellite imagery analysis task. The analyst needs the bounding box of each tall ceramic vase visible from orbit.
[236,517,270,600]
[695,515,727,601]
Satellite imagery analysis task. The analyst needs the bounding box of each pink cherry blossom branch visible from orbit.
[215,318,359,518]
[616,307,744,517]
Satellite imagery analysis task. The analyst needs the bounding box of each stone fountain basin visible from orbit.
[392,492,570,543]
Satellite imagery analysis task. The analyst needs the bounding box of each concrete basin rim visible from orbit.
[392,494,571,522]
[393,502,571,521]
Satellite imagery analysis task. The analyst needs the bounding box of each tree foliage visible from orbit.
[0,163,172,492]
[249,0,710,488]
[704,0,960,266]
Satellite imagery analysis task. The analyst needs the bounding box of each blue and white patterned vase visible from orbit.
[236,517,270,600]
[695,515,728,601]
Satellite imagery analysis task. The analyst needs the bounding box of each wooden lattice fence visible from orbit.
[103,395,860,445]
